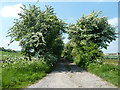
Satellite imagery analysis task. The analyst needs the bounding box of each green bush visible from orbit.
[72,42,103,68]
[44,53,58,67]
[87,63,118,86]
[62,42,73,62]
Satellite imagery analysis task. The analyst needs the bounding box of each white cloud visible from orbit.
[0,38,21,51]
[101,38,118,53]
[1,3,23,17]
[108,17,118,26]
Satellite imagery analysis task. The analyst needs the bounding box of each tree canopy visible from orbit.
[68,11,116,49]
[8,4,66,60]
[63,11,117,68]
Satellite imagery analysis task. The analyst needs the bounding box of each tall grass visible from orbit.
[2,60,51,88]
[87,63,118,86]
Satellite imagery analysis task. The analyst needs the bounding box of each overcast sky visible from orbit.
[0,0,118,53]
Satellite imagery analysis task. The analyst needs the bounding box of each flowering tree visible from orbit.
[8,4,66,60]
[65,11,117,68]
[68,11,116,49]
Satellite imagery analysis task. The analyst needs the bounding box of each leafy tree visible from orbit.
[51,35,64,58]
[8,4,66,60]
[62,41,74,62]
[68,11,117,49]
[72,42,103,68]
[65,11,116,68]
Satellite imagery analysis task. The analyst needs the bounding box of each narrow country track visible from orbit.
[27,59,117,88]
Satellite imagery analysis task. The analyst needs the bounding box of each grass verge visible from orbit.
[87,63,118,87]
[2,61,51,88]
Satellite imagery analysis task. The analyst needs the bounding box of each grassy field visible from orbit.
[102,55,118,65]
[103,59,118,65]
[1,51,57,88]
[103,55,118,59]
[0,51,23,60]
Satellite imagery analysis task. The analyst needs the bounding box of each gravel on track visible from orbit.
[27,59,117,88]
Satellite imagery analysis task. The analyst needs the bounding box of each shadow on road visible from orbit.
[52,58,87,73]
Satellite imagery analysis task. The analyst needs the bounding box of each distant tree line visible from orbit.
[0,47,17,52]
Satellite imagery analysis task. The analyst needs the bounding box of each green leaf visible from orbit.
[15,38,20,41]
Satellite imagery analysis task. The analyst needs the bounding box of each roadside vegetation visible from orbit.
[2,51,57,88]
